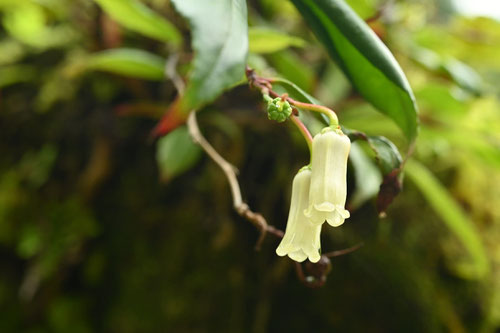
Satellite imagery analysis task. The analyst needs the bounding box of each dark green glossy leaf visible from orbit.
[343,127,403,213]
[94,0,181,45]
[367,136,402,175]
[343,128,402,174]
[86,48,165,80]
[156,126,202,181]
[291,0,418,141]
[172,0,248,112]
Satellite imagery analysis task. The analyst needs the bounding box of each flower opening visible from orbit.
[276,168,321,263]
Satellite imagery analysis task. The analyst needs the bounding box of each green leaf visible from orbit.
[343,128,403,213]
[156,126,202,181]
[291,0,418,142]
[367,136,402,175]
[86,48,165,80]
[0,65,36,88]
[405,160,489,279]
[249,27,306,54]
[343,128,402,174]
[270,77,319,104]
[172,0,248,112]
[94,0,181,45]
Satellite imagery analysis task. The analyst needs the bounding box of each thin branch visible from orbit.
[187,111,284,249]
[324,242,364,258]
[165,54,185,95]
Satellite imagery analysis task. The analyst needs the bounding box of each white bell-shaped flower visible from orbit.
[276,168,322,263]
[305,127,351,227]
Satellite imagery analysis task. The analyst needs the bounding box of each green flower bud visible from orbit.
[266,97,292,123]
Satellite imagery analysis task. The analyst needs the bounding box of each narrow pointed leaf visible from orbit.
[291,0,418,142]
[86,48,165,80]
[94,0,181,45]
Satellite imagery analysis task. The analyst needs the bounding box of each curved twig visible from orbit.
[187,111,284,250]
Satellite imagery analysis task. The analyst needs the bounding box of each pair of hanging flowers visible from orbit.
[264,95,351,263]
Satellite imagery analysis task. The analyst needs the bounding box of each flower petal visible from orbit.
[307,128,351,227]
[276,168,323,263]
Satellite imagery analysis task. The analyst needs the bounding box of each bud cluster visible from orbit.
[264,95,292,123]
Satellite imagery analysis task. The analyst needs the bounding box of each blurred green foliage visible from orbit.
[0,0,499,332]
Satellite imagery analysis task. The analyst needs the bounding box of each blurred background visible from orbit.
[0,0,499,332]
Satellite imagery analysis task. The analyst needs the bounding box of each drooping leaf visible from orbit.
[93,0,181,45]
[367,136,402,175]
[86,48,165,80]
[343,127,403,213]
[405,160,489,280]
[291,0,418,142]
[156,125,202,181]
[344,128,402,173]
[171,0,248,112]
[249,27,306,54]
